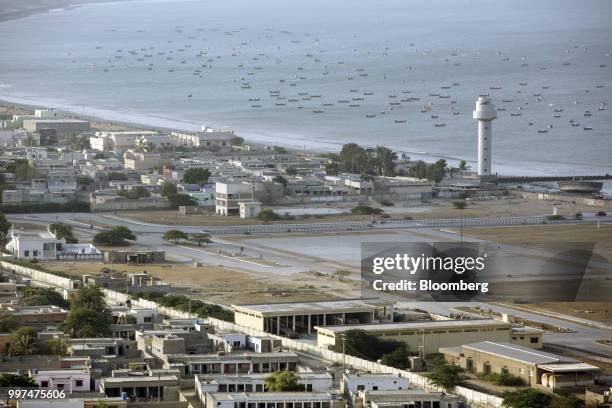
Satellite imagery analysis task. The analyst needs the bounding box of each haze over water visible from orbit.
[0,0,611,176]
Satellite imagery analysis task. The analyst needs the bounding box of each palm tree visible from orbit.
[458,160,469,171]
[452,200,468,243]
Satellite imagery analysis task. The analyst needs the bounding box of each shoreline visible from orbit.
[0,0,136,23]
[3,95,612,185]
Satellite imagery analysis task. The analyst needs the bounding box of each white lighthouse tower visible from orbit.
[473,96,497,176]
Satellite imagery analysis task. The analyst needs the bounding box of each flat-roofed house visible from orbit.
[233,300,383,336]
[204,392,344,408]
[316,319,512,354]
[29,368,91,393]
[163,352,299,376]
[441,341,599,389]
[361,390,459,408]
[196,372,333,399]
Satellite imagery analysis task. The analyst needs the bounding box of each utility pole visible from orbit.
[342,334,346,371]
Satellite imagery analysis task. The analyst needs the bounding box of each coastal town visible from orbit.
[0,100,609,408]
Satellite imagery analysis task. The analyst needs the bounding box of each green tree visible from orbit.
[458,160,469,171]
[351,205,383,216]
[93,226,135,246]
[61,308,112,338]
[9,327,38,356]
[330,330,403,361]
[48,222,77,243]
[273,175,288,187]
[324,161,340,176]
[257,209,281,222]
[339,143,368,174]
[265,370,302,392]
[117,186,150,199]
[502,389,552,408]
[427,362,464,389]
[371,146,397,176]
[273,146,288,154]
[167,193,197,209]
[190,233,211,246]
[160,181,178,197]
[285,166,298,176]
[106,172,127,181]
[231,136,245,145]
[40,338,69,356]
[163,229,188,244]
[0,213,11,244]
[380,346,411,369]
[69,285,107,310]
[0,313,18,332]
[0,373,37,387]
[183,167,210,186]
[19,287,69,309]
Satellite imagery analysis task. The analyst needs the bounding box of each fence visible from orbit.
[0,260,78,289]
[4,263,504,407]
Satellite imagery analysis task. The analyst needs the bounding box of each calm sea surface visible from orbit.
[0,0,610,177]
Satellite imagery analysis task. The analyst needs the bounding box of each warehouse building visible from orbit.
[233,300,389,336]
[441,341,599,390]
[316,319,512,354]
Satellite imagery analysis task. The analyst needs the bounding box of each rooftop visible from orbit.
[316,319,510,333]
[462,341,578,365]
[233,299,378,315]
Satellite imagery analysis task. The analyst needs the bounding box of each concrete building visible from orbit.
[90,131,158,154]
[233,300,381,336]
[29,368,91,393]
[203,392,344,408]
[5,229,100,260]
[239,201,262,218]
[473,96,497,177]
[215,181,254,216]
[100,372,180,401]
[441,341,599,390]
[123,149,161,170]
[22,119,90,136]
[316,319,512,354]
[340,372,410,395]
[359,390,459,408]
[163,352,299,376]
[511,327,544,349]
[172,127,234,151]
[0,305,68,330]
[34,109,63,119]
[196,372,333,397]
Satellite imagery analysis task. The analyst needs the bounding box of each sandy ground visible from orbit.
[521,302,612,326]
[40,261,357,305]
[463,223,612,260]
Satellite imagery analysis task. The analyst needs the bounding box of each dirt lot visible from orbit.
[517,302,612,325]
[41,261,353,305]
[463,223,612,259]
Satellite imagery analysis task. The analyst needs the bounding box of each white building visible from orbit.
[90,131,159,154]
[239,201,261,219]
[215,181,253,216]
[341,372,410,396]
[5,229,100,260]
[172,127,235,151]
[35,109,63,119]
[29,368,91,393]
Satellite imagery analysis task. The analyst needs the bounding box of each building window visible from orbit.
[41,381,49,387]
[33,250,39,257]
[530,337,539,343]
[75,380,83,387]
[24,250,29,257]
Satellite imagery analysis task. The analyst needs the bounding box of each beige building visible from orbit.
[511,327,544,349]
[123,149,161,170]
[233,300,384,336]
[441,341,599,390]
[316,319,512,354]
